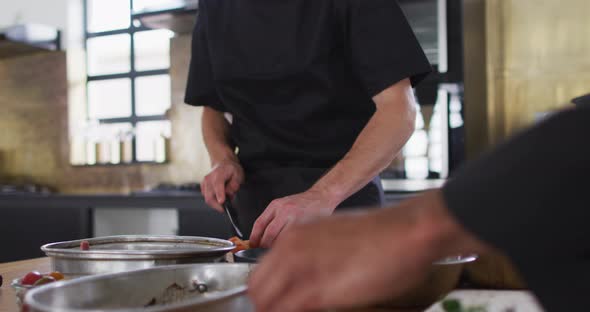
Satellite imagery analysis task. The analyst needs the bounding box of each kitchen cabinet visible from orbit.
[0,206,90,263]
[0,194,232,262]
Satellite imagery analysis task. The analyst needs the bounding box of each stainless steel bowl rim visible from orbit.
[41,235,235,259]
[433,254,478,265]
[24,263,251,312]
[11,278,36,290]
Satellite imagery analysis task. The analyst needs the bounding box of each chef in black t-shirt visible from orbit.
[185,0,432,247]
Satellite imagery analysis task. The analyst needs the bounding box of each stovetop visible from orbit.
[0,184,53,196]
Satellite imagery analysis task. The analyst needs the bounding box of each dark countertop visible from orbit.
[0,193,205,209]
[0,190,417,209]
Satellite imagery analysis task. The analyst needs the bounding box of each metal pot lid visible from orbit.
[41,235,235,260]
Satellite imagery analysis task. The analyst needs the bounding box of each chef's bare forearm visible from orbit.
[311,78,417,207]
[201,107,237,166]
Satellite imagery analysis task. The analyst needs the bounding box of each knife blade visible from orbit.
[223,199,244,239]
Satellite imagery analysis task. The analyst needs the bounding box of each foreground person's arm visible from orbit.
[249,79,417,248]
[442,105,590,311]
[248,190,487,312]
[249,105,590,312]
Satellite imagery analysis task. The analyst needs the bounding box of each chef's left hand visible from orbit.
[249,189,338,248]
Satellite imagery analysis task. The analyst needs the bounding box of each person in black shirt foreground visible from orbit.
[185,0,431,247]
[248,94,590,312]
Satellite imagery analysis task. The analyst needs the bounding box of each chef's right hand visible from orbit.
[201,159,245,212]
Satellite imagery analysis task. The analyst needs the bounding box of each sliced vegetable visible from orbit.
[33,276,56,286]
[228,236,250,253]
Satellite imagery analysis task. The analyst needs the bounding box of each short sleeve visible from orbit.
[184,4,226,111]
[347,0,432,97]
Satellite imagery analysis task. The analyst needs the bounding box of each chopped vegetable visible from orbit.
[228,236,250,253]
[80,240,90,251]
[21,271,43,285]
[48,271,64,281]
[33,276,56,286]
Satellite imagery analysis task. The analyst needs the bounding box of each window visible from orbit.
[83,0,173,164]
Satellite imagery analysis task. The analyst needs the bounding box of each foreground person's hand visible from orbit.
[249,189,338,248]
[248,190,483,312]
[201,159,244,212]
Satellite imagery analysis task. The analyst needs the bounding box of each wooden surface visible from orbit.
[0,258,419,312]
[0,258,51,312]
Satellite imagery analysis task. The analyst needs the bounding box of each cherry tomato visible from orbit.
[21,271,43,285]
[80,240,90,251]
[48,271,64,281]
[33,276,56,286]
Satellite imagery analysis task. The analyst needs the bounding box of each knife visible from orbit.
[223,199,244,239]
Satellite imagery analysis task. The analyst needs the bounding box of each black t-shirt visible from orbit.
[185,0,432,171]
[443,104,590,311]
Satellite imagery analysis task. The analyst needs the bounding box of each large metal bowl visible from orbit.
[380,255,478,308]
[41,236,235,277]
[24,263,254,312]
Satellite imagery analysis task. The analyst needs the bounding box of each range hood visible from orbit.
[0,24,61,59]
[133,0,199,34]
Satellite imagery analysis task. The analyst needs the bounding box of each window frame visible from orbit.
[83,0,171,164]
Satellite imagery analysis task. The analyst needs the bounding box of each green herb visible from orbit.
[442,299,462,312]
[442,299,487,312]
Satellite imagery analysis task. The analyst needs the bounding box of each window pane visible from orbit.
[405,157,429,180]
[136,121,171,162]
[134,30,173,71]
[87,0,131,33]
[87,34,131,76]
[88,78,132,119]
[89,123,133,164]
[135,75,171,116]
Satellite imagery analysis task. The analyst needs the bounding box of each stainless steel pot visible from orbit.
[25,263,254,312]
[41,236,235,277]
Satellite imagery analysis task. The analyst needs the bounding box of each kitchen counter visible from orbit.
[0,258,419,312]
[0,258,50,312]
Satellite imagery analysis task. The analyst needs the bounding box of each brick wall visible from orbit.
[0,35,211,194]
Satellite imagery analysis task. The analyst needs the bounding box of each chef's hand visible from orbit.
[201,159,245,212]
[249,189,338,248]
[248,190,483,312]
